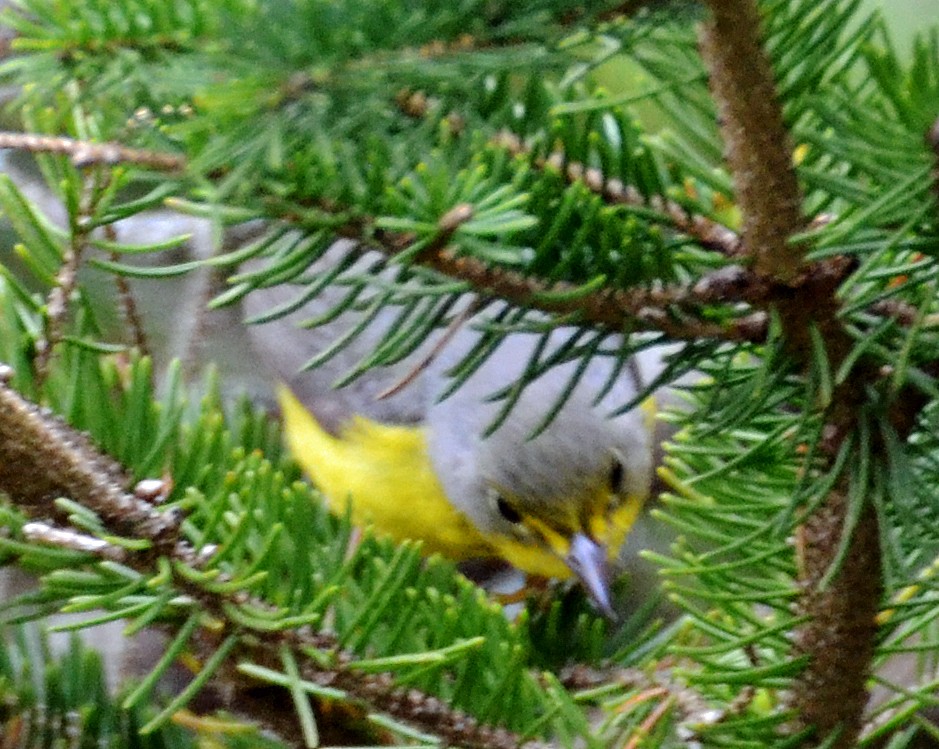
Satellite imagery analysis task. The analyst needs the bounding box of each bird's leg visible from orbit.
[495,574,551,607]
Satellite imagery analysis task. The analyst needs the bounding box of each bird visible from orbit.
[242,242,664,617]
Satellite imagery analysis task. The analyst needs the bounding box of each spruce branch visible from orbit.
[400,240,767,341]
[0,374,556,749]
[697,1,892,746]
[326,198,760,342]
[789,127,939,749]
[492,130,745,258]
[404,203,765,338]
[0,372,186,555]
[695,8,939,749]
[259,131,896,352]
[699,1,805,283]
[791,487,883,747]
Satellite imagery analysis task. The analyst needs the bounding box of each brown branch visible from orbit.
[492,131,744,258]
[0,376,186,554]
[699,2,805,282]
[329,209,917,354]
[698,2,888,747]
[112,255,151,354]
[353,213,870,348]
[0,132,184,171]
[33,234,82,383]
[35,172,98,383]
[104,225,151,356]
[419,245,767,341]
[791,487,882,746]
[362,200,764,341]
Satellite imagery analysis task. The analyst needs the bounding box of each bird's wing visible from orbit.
[243,239,685,439]
[241,241,458,431]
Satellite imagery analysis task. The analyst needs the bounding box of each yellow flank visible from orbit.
[278,384,492,560]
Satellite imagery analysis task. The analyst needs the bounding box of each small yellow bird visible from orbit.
[244,246,661,616]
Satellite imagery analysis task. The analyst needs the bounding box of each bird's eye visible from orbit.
[609,459,625,494]
[495,495,522,524]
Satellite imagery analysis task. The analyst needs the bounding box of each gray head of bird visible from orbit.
[424,332,655,617]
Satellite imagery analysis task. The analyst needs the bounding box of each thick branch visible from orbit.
[700,1,806,282]
[698,2,883,747]
[790,488,882,744]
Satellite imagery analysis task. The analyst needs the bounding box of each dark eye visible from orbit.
[609,460,625,493]
[495,495,522,524]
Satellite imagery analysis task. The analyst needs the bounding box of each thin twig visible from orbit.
[34,173,99,382]
[112,256,151,354]
[492,131,744,258]
[104,225,151,356]
[376,297,481,400]
[622,696,674,749]
[33,245,79,383]
[0,132,184,171]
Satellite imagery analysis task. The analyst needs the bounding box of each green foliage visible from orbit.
[1,0,939,747]
[0,245,629,742]
[0,626,196,748]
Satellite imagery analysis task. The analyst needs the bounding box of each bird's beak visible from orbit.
[566,533,616,619]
